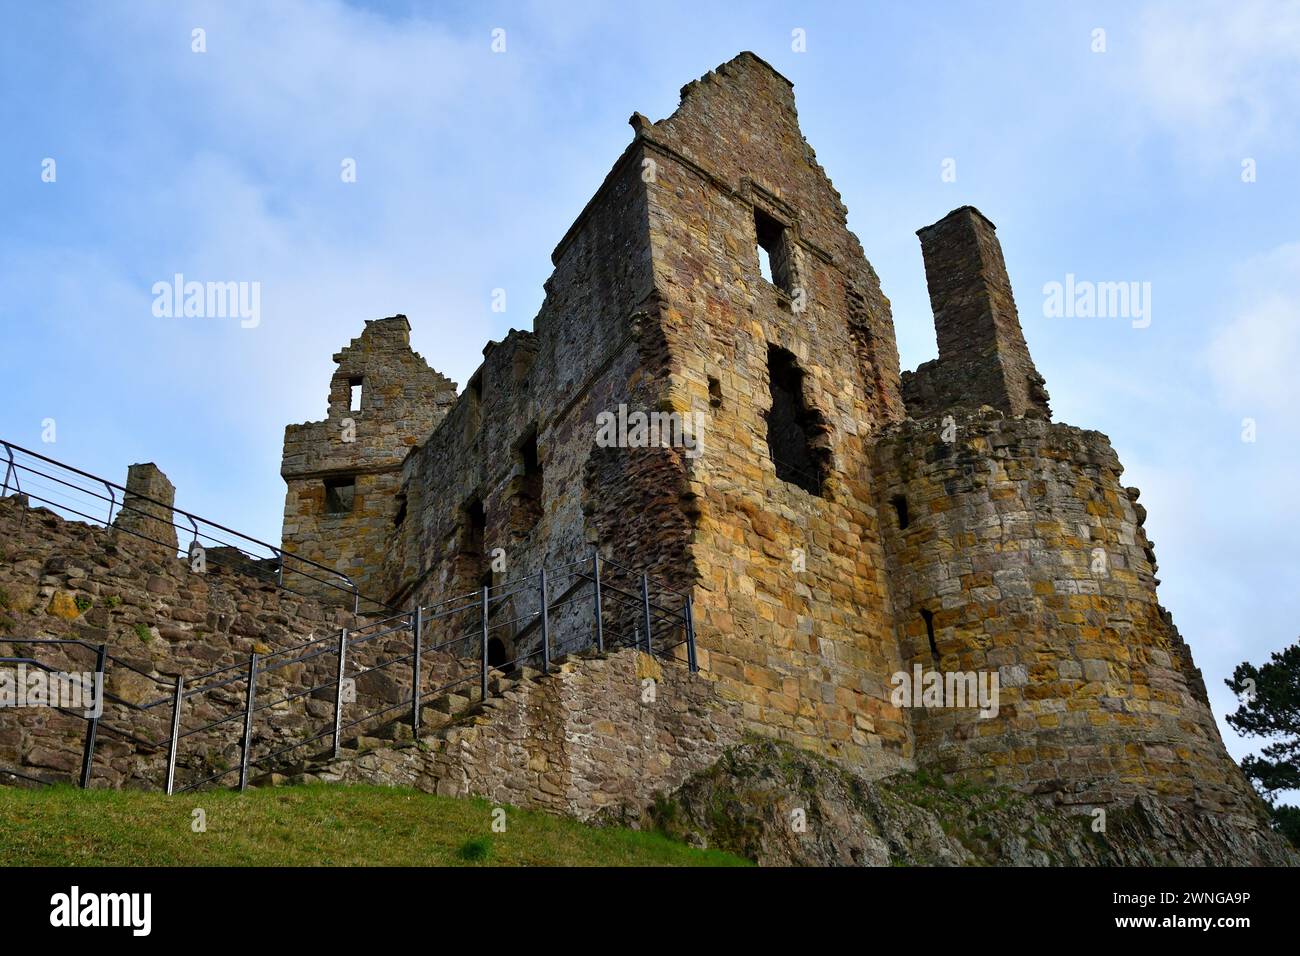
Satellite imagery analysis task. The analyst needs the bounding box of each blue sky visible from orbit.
[2,0,1298,770]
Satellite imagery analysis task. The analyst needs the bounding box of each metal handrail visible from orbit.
[0,438,394,615]
[3,533,700,793]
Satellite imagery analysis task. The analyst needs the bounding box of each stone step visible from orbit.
[433,692,471,714]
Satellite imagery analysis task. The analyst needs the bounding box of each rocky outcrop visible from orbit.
[647,740,1296,866]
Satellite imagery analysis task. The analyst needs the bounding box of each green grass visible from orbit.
[0,784,750,867]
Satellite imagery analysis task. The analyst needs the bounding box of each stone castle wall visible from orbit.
[0,495,354,787]
[0,494,468,791]
[870,413,1263,821]
[377,132,697,666]
[316,648,742,822]
[260,52,1266,826]
[636,54,910,775]
[0,493,738,825]
[281,316,457,603]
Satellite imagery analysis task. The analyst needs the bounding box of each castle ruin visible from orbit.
[277,52,1261,820]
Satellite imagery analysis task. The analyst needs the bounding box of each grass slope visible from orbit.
[0,784,749,867]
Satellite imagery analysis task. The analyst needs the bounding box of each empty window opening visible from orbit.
[324,476,356,515]
[765,344,825,496]
[348,376,363,412]
[892,494,909,529]
[921,609,939,663]
[754,207,793,293]
[708,376,723,408]
[393,492,407,528]
[521,430,542,501]
[464,497,486,554]
[465,372,483,439]
[487,637,508,670]
[513,426,544,533]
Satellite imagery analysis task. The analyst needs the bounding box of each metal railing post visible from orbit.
[332,628,349,759]
[238,653,259,792]
[539,568,550,675]
[684,593,698,673]
[641,573,654,656]
[592,548,604,654]
[79,644,106,789]
[411,607,423,736]
[480,587,490,701]
[165,674,184,795]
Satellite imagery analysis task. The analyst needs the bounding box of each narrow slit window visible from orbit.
[465,372,483,439]
[513,426,544,533]
[892,494,909,529]
[464,497,486,556]
[348,376,363,412]
[459,497,488,593]
[921,608,939,663]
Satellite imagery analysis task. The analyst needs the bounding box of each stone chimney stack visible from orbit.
[904,206,1050,419]
[113,462,178,552]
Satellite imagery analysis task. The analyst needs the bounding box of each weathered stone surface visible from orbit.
[113,462,178,553]
[902,207,1050,419]
[303,649,741,821]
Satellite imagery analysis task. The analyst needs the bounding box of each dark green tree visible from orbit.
[1225,640,1300,847]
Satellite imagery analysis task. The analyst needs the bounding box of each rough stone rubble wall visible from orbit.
[1,496,734,821]
[0,496,452,790]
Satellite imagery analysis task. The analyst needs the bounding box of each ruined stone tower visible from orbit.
[278,53,1264,824]
[280,315,457,600]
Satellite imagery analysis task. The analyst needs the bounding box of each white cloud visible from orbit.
[1125,0,1300,160]
[1208,243,1300,413]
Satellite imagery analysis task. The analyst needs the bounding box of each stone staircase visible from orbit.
[251,658,578,789]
